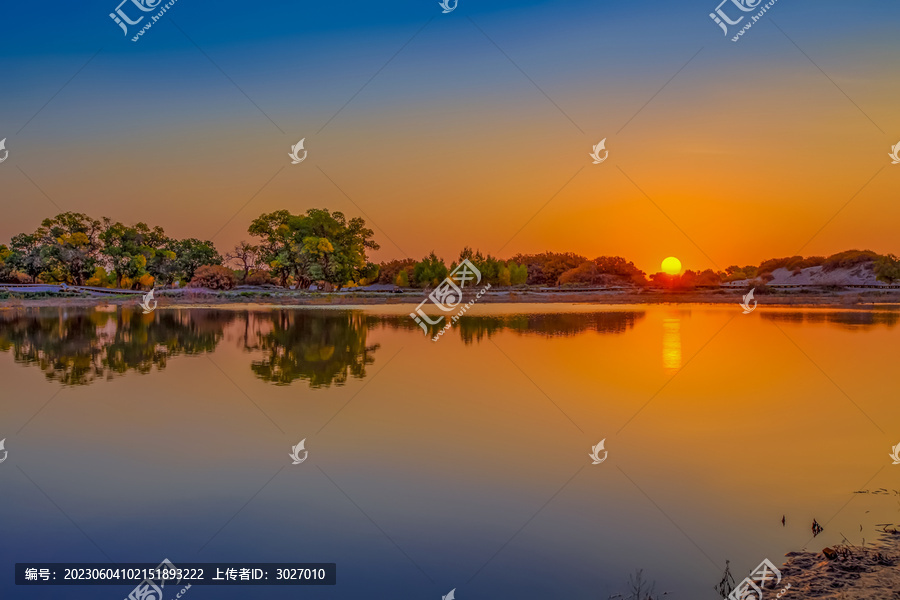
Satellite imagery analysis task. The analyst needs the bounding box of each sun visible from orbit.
[661,256,682,275]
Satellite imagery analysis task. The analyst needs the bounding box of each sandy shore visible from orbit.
[2,287,900,309]
[772,531,900,599]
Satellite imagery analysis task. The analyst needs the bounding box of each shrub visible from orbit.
[874,254,900,283]
[821,249,880,272]
[137,273,155,289]
[190,265,236,290]
[244,270,271,286]
[378,259,416,284]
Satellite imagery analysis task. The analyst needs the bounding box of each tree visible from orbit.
[378,258,416,284]
[413,252,448,287]
[248,210,294,287]
[509,262,528,286]
[170,238,222,282]
[511,252,587,286]
[226,241,259,282]
[0,244,12,281]
[497,264,511,286]
[875,254,900,283]
[8,232,47,283]
[99,220,158,288]
[395,269,409,287]
[248,208,379,290]
[39,212,103,285]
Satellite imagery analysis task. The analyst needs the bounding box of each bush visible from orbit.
[190,265,236,290]
[821,250,880,272]
[137,273,155,290]
[874,254,900,283]
[85,266,112,287]
[244,270,271,286]
[378,259,416,284]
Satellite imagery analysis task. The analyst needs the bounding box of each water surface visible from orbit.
[1,304,897,599]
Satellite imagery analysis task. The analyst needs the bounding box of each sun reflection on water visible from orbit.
[662,316,682,371]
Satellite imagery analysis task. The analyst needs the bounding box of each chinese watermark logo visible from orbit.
[889,142,900,165]
[709,0,779,42]
[589,439,608,465]
[740,288,757,314]
[110,0,182,42]
[140,289,157,314]
[729,558,790,600]
[0,138,8,164]
[890,442,900,465]
[589,138,608,164]
[439,0,457,14]
[442,588,456,600]
[290,439,308,465]
[126,558,191,600]
[0,439,7,464]
[289,139,307,164]
[409,259,492,342]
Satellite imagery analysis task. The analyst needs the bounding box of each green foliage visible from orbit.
[38,212,104,285]
[8,232,48,282]
[0,244,13,282]
[874,254,900,283]
[511,252,587,286]
[169,238,222,282]
[725,264,758,281]
[559,256,648,286]
[248,208,378,290]
[821,249,881,272]
[757,255,824,275]
[85,266,112,287]
[510,262,528,286]
[0,213,225,289]
[395,269,409,287]
[98,219,163,288]
[455,247,528,287]
[413,251,448,287]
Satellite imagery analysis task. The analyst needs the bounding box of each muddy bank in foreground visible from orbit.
[773,532,900,599]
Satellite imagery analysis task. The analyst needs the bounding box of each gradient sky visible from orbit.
[1,0,898,274]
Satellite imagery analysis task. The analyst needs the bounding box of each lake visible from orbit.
[1,303,898,599]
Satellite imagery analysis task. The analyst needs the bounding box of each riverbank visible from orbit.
[773,530,900,599]
[2,286,900,309]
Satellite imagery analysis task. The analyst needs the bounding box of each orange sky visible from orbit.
[2,4,898,275]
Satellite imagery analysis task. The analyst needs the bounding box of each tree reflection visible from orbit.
[245,311,379,387]
[0,307,229,385]
[369,311,646,343]
[761,311,900,328]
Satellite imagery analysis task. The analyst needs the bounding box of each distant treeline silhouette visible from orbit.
[2,211,898,290]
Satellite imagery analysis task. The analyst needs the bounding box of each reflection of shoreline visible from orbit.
[2,305,898,386]
[761,311,900,328]
[373,311,647,344]
[5,288,900,309]
[0,307,230,385]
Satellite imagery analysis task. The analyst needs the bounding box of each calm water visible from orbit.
[1,303,898,599]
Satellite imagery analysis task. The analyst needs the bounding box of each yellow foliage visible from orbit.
[138,274,155,289]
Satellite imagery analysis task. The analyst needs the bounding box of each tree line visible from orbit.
[1,211,898,289]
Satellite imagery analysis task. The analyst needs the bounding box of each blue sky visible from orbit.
[1,0,899,270]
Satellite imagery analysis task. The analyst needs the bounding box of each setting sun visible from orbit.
[661,256,682,275]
